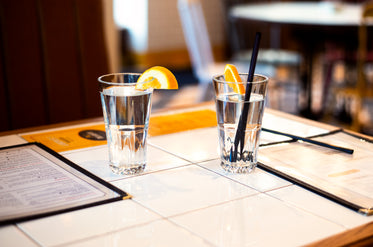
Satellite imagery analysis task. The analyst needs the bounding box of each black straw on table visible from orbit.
[230,32,261,162]
[262,128,354,154]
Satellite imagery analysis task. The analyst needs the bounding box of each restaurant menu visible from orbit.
[0,143,129,225]
[258,130,373,215]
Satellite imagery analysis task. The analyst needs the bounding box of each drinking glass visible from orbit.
[213,73,268,173]
[98,73,153,175]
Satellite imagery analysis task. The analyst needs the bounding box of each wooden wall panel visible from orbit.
[0,42,10,131]
[38,0,84,123]
[0,0,110,131]
[0,0,47,130]
[75,0,110,118]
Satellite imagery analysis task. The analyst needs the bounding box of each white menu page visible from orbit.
[0,143,128,225]
[259,131,373,215]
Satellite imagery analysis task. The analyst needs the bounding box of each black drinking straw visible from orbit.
[262,128,354,154]
[230,32,261,162]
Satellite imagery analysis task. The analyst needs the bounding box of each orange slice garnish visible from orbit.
[224,64,245,94]
[136,66,178,90]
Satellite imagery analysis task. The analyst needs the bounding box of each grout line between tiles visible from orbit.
[127,191,261,246]
[166,194,261,220]
[194,160,279,193]
[164,218,217,247]
[195,161,351,228]
[123,168,261,221]
[60,144,107,155]
[148,142,196,163]
[50,218,164,247]
[14,225,43,247]
[50,199,168,247]
[148,142,218,164]
[108,163,198,183]
[125,180,219,246]
[49,198,217,247]
[262,185,350,229]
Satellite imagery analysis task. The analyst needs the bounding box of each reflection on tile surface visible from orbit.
[199,159,291,192]
[268,185,372,229]
[63,145,190,182]
[18,200,160,246]
[0,225,38,247]
[171,193,345,247]
[113,165,259,217]
[149,127,219,163]
[64,219,213,247]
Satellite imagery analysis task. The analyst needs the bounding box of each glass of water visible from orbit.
[98,73,153,175]
[213,73,268,173]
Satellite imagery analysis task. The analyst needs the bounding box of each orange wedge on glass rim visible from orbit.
[224,64,245,94]
[136,66,178,90]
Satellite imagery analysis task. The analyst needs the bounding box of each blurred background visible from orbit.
[1,0,372,135]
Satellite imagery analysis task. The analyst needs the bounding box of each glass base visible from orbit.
[220,161,256,173]
[110,164,146,175]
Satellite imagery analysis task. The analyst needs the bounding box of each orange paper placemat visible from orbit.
[22,125,107,152]
[149,109,216,136]
[21,109,217,152]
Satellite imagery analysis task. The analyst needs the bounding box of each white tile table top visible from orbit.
[18,200,160,246]
[147,109,335,164]
[62,219,213,247]
[268,185,372,229]
[170,193,345,247]
[148,127,219,163]
[1,105,373,246]
[112,165,259,218]
[63,144,190,182]
[0,225,38,247]
[199,159,292,192]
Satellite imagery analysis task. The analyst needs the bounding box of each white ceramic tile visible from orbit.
[113,165,259,217]
[18,200,160,246]
[64,219,213,247]
[0,135,27,148]
[148,127,219,163]
[147,113,328,164]
[63,144,190,182]
[171,193,345,247]
[268,185,373,229]
[0,225,38,247]
[199,159,292,192]
[147,112,329,164]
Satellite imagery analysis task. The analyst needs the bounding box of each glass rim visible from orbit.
[213,73,268,85]
[98,72,154,86]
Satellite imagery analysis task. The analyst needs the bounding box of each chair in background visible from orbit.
[177,0,231,101]
[177,0,302,113]
[0,0,118,131]
[323,1,373,132]
[221,0,302,114]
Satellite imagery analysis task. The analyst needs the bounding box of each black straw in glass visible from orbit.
[262,127,354,154]
[230,32,261,162]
